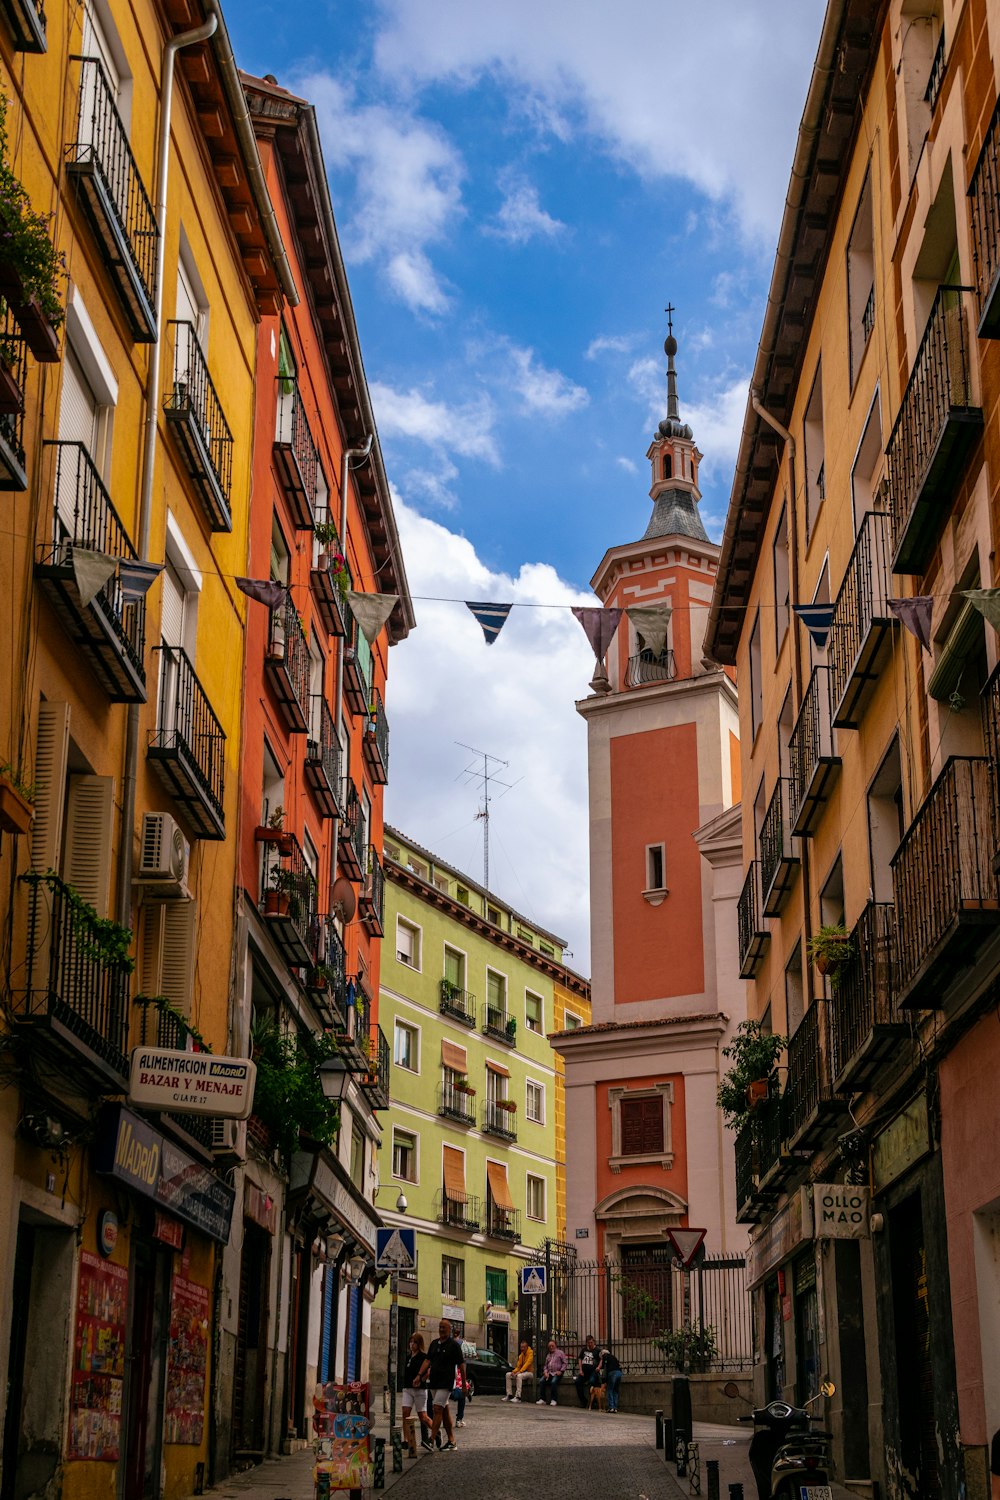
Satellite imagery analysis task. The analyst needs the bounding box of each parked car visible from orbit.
[460,1341,512,1396]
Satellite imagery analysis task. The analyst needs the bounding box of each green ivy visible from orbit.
[0,96,66,326]
[250,1019,342,1163]
[136,993,209,1051]
[22,871,135,972]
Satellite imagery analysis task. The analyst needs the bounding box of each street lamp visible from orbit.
[388,1190,408,1471]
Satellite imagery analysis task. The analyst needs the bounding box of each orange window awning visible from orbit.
[441,1039,468,1073]
[485,1058,509,1077]
[486,1161,513,1210]
[443,1146,466,1201]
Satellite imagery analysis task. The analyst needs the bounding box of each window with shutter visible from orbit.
[140,901,196,1016]
[487,971,505,1009]
[443,946,464,989]
[619,1098,664,1156]
[30,701,70,874]
[609,1084,674,1168]
[63,775,114,916]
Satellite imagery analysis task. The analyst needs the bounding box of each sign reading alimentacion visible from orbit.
[129,1048,256,1120]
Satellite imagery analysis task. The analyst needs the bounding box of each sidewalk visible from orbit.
[666,1420,859,1500]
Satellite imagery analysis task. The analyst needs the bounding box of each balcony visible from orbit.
[624,648,677,688]
[343,610,374,718]
[304,697,342,820]
[756,1088,795,1194]
[737,861,768,979]
[785,1004,843,1150]
[147,646,226,840]
[13,873,130,1089]
[891,757,999,1007]
[359,845,385,937]
[0,310,27,491]
[485,1203,521,1241]
[441,1192,481,1232]
[828,511,895,728]
[163,321,234,532]
[438,1078,476,1125]
[482,1001,517,1046]
[789,667,840,836]
[983,665,1000,872]
[970,101,1000,337]
[885,286,982,574]
[760,778,799,916]
[273,378,318,529]
[338,778,365,880]
[362,1023,390,1110]
[482,1101,518,1141]
[734,1120,765,1225]
[264,595,310,732]
[439,980,477,1028]
[829,902,905,1093]
[363,691,389,786]
[308,918,348,1031]
[0,0,46,51]
[310,537,350,638]
[66,57,157,341]
[333,984,371,1073]
[35,441,147,703]
[259,833,317,969]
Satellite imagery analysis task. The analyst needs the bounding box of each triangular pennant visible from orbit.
[348,590,398,643]
[627,604,672,658]
[888,596,934,652]
[962,588,1000,633]
[118,559,163,603]
[71,546,117,608]
[236,576,286,611]
[571,607,623,661]
[793,603,836,650]
[466,601,512,646]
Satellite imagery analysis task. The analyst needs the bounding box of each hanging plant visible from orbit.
[136,993,209,1051]
[0,96,66,342]
[22,871,135,971]
[0,762,34,835]
[806,923,853,981]
[716,1019,786,1127]
[250,1019,342,1164]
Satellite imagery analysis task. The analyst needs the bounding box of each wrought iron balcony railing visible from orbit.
[482,1001,517,1045]
[66,56,157,340]
[259,833,317,969]
[760,777,799,916]
[333,983,371,1073]
[265,593,310,732]
[305,696,342,820]
[625,648,677,688]
[439,981,476,1027]
[343,609,374,717]
[362,1023,390,1110]
[482,1101,518,1141]
[338,778,366,879]
[308,917,348,1030]
[0,305,27,490]
[983,664,1000,872]
[970,99,1000,338]
[785,1003,841,1148]
[310,529,350,638]
[14,873,130,1087]
[924,28,945,111]
[438,1078,476,1124]
[828,510,894,728]
[737,861,768,978]
[891,756,999,1006]
[136,995,205,1052]
[359,845,385,936]
[734,1120,763,1224]
[164,321,234,531]
[0,0,46,52]
[756,1087,795,1192]
[363,690,389,785]
[829,902,904,1092]
[36,441,147,702]
[274,377,319,528]
[148,645,226,840]
[485,1203,521,1241]
[789,666,840,835]
[885,286,982,573]
[441,1192,481,1231]
[862,284,876,344]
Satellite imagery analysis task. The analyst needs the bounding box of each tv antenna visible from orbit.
[456,742,517,891]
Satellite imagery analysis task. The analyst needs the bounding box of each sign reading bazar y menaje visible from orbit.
[129,1048,256,1121]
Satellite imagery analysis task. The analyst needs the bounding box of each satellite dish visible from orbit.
[331,877,357,924]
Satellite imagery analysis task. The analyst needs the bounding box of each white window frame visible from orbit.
[393,1018,419,1073]
[525,1078,545,1124]
[443,942,467,989]
[441,1255,464,1300]
[524,989,543,1034]
[525,1173,546,1222]
[563,1010,584,1031]
[608,1083,675,1172]
[396,917,422,970]
[643,842,668,906]
[486,967,507,1011]
[392,1127,418,1184]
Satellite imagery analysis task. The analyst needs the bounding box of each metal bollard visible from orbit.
[655,1409,664,1449]
[662,1417,674,1460]
[391,1427,404,1474]
[706,1458,720,1500]
[728,1485,744,1500]
[373,1436,386,1489]
[676,1433,688,1478]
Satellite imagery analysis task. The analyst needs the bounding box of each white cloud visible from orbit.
[585,333,635,361]
[488,174,565,243]
[616,456,638,474]
[386,251,451,315]
[372,0,826,243]
[683,377,750,479]
[369,380,500,466]
[505,343,589,417]
[384,496,595,964]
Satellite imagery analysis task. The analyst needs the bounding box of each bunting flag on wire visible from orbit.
[71,546,118,608]
[466,601,512,645]
[236,576,286,611]
[626,604,672,658]
[348,590,398,644]
[118,559,163,602]
[571,607,623,661]
[888,596,934,651]
[793,603,836,650]
[963,588,1000,632]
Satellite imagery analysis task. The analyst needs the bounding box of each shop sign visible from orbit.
[97,1210,118,1258]
[485,1307,510,1324]
[291,1151,378,1254]
[129,1048,256,1120]
[873,1092,930,1192]
[153,1211,184,1250]
[746,1187,812,1288]
[442,1304,464,1322]
[813,1185,870,1238]
[96,1107,235,1245]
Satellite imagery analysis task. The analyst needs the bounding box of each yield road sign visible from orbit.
[520,1265,547,1295]
[667,1228,707,1268]
[376,1227,416,1270]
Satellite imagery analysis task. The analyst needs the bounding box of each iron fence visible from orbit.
[828,510,892,717]
[164,320,233,525]
[829,901,898,1085]
[760,777,796,913]
[970,99,1000,330]
[789,666,838,832]
[737,861,767,978]
[149,644,226,828]
[439,980,476,1027]
[274,376,319,523]
[785,1002,827,1140]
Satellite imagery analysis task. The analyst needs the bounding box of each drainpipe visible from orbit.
[749,389,814,987]
[329,436,373,883]
[117,13,219,927]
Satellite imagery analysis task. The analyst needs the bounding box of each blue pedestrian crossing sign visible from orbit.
[376,1227,416,1270]
[520,1265,547,1296]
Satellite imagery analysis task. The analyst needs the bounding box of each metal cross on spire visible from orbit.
[664,302,679,422]
[665,302,675,335]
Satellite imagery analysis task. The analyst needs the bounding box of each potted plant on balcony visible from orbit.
[314,520,339,556]
[0,763,34,835]
[255,805,294,857]
[0,336,22,414]
[308,961,335,994]
[496,1098,517,1114]
[453,1076,476,1097]
[807,923,853,982]
[0,98,65,361]
[717,1019,787,1127]
[268,612,286,662]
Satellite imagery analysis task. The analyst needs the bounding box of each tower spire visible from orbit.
[665,303,680,424]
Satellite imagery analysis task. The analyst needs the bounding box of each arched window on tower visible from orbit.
[662,452,672,480]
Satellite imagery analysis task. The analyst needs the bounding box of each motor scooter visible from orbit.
[729,1380,836,1500]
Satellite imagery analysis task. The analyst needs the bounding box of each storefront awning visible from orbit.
[441,1039,468,1072]
[485,1058,509,1077]
[486,1161,513,1210]
[443,1146,466,1201]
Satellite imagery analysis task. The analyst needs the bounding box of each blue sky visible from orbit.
[230,0,827,969]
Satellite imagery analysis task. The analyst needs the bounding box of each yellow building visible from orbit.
[550,973,591,1239]
[0,3,290,1496]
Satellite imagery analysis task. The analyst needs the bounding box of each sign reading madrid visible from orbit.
[129,1048,256,1120]
[376,1227,416,1271]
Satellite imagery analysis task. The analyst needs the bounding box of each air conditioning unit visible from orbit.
[209,1117,247,1163]
[139,812,191,896]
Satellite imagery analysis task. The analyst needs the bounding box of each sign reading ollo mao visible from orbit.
[813,1184,870,1238]
[129,1048,256,1120]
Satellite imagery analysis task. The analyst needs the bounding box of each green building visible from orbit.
[371,827,590,1381]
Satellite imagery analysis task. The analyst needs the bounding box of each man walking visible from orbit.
[418,1318,466,1452]
[503,1340,534,1402]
